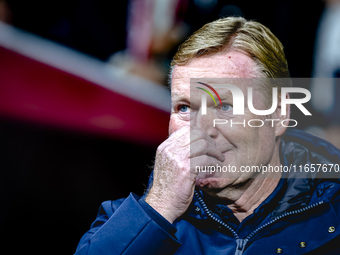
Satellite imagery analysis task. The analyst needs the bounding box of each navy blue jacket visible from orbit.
[75,129,340,254]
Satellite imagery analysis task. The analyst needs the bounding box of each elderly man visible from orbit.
[75,17,340,255]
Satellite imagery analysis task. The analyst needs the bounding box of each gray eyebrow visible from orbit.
[171,92,189,102]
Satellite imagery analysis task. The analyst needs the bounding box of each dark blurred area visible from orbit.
[5,0,127,60]
[0,118,155,253]
[1,0,339,254]
[3,0,325,80]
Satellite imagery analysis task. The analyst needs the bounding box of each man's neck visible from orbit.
[207,170,282,222]
[227,173,281,222]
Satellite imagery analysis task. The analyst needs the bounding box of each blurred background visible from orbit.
[0,0,339,254]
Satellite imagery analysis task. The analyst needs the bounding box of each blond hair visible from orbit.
[170,17,291,104]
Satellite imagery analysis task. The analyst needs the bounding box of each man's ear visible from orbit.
[274,91,290,137]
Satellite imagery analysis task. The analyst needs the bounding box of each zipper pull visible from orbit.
[235,239,248,255]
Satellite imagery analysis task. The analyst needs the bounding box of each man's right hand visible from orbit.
[145,126,225,224]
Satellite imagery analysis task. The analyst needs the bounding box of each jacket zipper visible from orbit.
[194,191,324,255]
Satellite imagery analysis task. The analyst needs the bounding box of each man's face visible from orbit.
[170,51,286,196]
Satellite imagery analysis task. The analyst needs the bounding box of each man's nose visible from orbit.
[193,109,218,138]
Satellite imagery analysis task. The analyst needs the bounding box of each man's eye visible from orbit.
[221,104,232,111]
[179,105,189,112]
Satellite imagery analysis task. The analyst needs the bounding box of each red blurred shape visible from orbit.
[0,46,170,146]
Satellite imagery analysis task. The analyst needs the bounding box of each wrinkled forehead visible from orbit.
[172,79,265,108]
[170,51,260,95]
[171,77,262,99]
[171,51,258,81]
